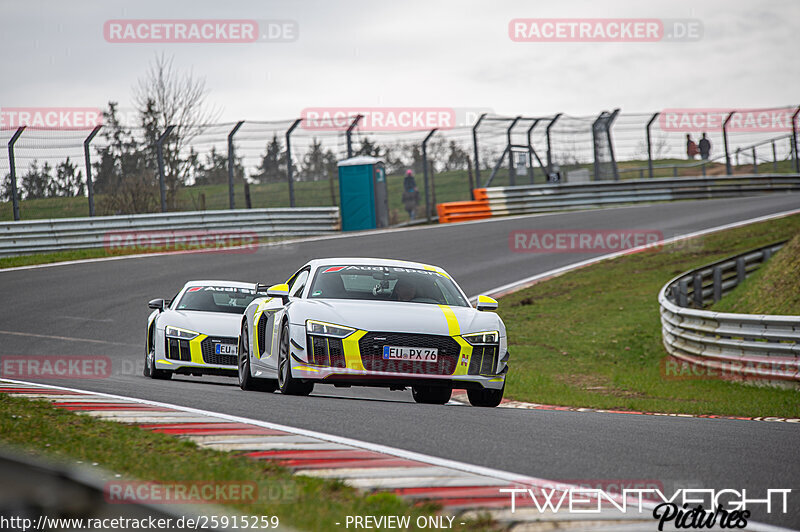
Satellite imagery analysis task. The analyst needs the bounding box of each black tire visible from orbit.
[467,383,505,407]
[411,385,452,405]
[238,320,278,392]
[277,322,314,396]
[145,348,172,380]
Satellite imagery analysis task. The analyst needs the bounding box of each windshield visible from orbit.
[307,265,469,307]
[175,286,258,314]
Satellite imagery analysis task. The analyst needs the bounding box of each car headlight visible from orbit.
[462,331,499,345]
[165,326,200,340]
[306,320,355,339]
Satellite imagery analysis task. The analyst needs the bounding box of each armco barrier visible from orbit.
[658,241,800,386]
[0,207,340,257]
[436,174,800,222]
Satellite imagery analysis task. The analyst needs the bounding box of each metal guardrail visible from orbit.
[658,241,800,385]
[0,207,340,257]
[481,174,800,216]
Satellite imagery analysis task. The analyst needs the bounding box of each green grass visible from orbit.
[0,393,495,531]
[498,213,800,418]
[711,232,800,316]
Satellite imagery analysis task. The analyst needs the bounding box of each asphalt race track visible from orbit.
[2,194,799,528]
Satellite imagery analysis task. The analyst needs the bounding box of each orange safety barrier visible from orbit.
[436,189,491,223]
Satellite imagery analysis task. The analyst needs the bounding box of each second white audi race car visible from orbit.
[144,280,261,380]
[237,258,509,406]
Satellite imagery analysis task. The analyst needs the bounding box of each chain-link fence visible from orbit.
[2,106,798,222]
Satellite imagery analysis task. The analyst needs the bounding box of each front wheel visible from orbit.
[145,348,171,380]
[277,323,314,396]
[467,383,505,407]
[411,385,451,405]
[238,320,278,392]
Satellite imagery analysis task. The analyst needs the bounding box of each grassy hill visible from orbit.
[712,232,800,316]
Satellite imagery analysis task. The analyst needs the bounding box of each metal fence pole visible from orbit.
[772,140,778,173]
[285,119,301,208]
[723,111,735,175]
[606,108,620,181]
[345,114,363,159]
[83,125,102,217]
[506,116,521,186]
[646,112,659,178]
[227,121,245,210]
[156,125,175,213]
[752,146,758,174]
[472,113,487,184]
[591,112,605,181]
[422,128,438,222]
[526,119,546,183]
[792,107,800,173]
[7,127,25,221]
[545,113,562,176]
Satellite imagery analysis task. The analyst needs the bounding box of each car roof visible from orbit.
[183,280,255,289]
[308,258,446,272]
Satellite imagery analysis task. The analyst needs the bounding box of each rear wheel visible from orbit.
[411,385,451,405]
[145,348,171,380]
[467,383,504,407]
[277,323,314,396]
[238,320,278,392]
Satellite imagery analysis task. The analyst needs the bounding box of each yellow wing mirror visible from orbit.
[475,295,498,311]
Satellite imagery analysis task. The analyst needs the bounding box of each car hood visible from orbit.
[289,299,502,337]
[159,310,242,338]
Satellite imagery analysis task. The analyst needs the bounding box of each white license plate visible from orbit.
[382,345,438,362]
[215,343,237,355]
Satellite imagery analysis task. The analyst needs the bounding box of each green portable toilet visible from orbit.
[337,156,388,231]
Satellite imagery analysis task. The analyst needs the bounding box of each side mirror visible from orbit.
[255,283,272,294]
[148,298,166,312]
[266,283,290,304]
[475,295,498,311]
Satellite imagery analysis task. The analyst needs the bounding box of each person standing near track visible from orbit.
[402,170,420,221]
[699,132,711,160]
[686,134,699,160]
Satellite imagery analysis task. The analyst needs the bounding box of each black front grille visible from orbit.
[309,336,346,368]
[468,345,499,375]
[201,336,238,366]
[358,332,460,375]
[165,338,191,361]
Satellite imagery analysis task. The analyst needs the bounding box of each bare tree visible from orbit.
[133,53,221,209]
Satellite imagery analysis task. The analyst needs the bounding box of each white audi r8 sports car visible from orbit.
[144,280,261,380]
[237,258,509,406]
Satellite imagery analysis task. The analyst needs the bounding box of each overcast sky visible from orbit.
[1,0,798,122]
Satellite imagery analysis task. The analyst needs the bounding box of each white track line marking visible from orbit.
[0,329,137,346]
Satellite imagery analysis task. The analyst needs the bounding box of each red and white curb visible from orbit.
[0,378,678,531]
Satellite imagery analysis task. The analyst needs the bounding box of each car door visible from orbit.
[254,268,310,372]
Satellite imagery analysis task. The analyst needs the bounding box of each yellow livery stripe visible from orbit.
[438,305,460,336]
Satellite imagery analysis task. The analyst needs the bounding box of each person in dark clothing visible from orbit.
[686,134,699,160]
[698,133,711,160]
[402,170,420,220]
